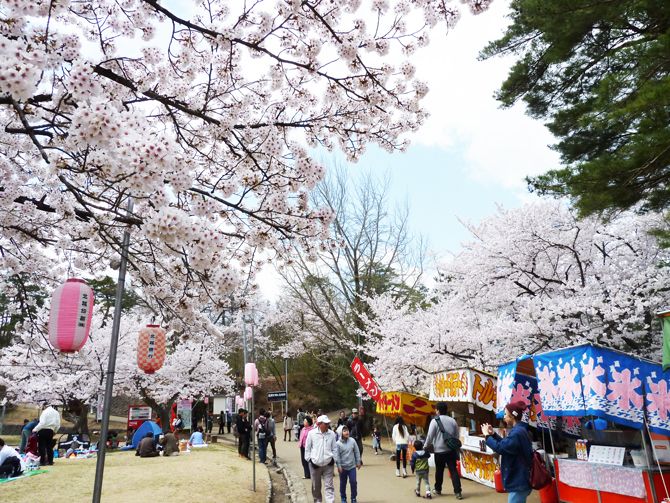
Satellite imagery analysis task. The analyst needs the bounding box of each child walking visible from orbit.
[372,425,382,454]
[410,439,432,499]
[334,426,361,503]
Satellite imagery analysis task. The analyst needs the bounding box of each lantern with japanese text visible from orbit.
[244,363,259,386]
[137,324,166,374]
[48,278,95,353]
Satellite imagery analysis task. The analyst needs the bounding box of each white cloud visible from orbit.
[409,0,560,189]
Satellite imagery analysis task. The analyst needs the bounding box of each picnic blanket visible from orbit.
[0,469,48,484]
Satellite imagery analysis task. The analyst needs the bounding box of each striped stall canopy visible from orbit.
[137,324,166,374]
[48,278,95,353]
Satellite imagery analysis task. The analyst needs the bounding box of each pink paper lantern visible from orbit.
[48,278,95,353]
[244,362,258,386]
[137,324,167,374]
[235,396,244,408]
[244,386,253,400]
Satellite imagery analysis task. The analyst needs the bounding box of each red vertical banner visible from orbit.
[350,357,384,403]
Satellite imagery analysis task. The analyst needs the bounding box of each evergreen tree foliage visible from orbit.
[482,0,670,216]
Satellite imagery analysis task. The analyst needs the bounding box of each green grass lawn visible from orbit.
[1,443,267,502]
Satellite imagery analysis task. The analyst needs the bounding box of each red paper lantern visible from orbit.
[48,278,95,353]
[137,324,166,374]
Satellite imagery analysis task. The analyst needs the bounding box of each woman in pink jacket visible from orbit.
[299,415,314,479]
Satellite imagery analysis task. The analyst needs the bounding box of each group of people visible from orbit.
[234,408,278,464]
[295,407,365,503]
[294,400,534,503]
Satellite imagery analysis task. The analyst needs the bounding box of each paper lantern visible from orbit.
[48,278,95,353]
[137,324,166,374]
[244,362,259,386]
[244,386,253,400]
[235,396,244,409]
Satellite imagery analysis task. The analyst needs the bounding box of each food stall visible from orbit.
[497,344,670,503]
[430,368,501,488]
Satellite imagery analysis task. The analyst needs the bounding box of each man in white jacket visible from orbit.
[33,405,61,466]
[304,415,337,503]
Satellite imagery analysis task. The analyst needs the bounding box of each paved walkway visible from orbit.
[272,434,542,503]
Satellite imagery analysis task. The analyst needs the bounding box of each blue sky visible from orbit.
[339,144,525,255]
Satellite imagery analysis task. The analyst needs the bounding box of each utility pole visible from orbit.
[92,198,133,503]
[284,357,289,417]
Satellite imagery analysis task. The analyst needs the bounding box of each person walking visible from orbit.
[410,439,432,499]
[392,416,409,477]
[334,426,361,503]
[226,409,233,434]
[337,411,347,427]
[205,413,213,434]
[346,408,364,461]
[33,404,60,466]
[254,409,270,464]
[299,415,314,479]
[482,401,534,503]
[297,408,307,437]
[218,410,225,434]
[304,415,337,503]
[266,410,277,461]
[424,401,462,499]
[371,425,382,455]
[284,412,294,441]
[236,409,251,459]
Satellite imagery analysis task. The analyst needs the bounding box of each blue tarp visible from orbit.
[131,421,162,448]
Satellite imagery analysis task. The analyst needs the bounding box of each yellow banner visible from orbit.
[376,391,435,425]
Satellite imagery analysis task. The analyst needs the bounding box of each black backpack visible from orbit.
[434,416,462,451]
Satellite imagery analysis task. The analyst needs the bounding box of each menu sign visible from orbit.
[588,445,626,466]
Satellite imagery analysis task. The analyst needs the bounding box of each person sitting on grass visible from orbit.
[160,432,179,456]
[136,432,159,458]
[188,426,208,448]
[410,439,432,499]
[0,438,23,479]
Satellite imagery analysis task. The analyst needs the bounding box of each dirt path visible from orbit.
[273,434,542,503]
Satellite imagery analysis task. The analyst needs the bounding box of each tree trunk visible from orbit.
[63,399,90,436]
[140,390,178,433]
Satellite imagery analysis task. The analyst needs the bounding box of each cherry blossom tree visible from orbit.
[0,0,491,334]
[362,202,670,392]
[0,309,233,434]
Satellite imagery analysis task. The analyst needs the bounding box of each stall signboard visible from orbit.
[496,360,581,434]
[645,369,670,436]
[350,357,383,403]
[128,405,152,430]
[376,391,434,425]
[533,345,654,429]
[430,368,497,412]
[460,449,499,488]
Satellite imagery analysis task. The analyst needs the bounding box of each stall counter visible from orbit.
[555,458,670,503]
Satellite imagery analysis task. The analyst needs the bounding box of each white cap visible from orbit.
[351,408,358,413]
[317,415,331,424]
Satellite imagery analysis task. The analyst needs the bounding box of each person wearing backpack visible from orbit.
[255,409,271,464]
[424,402,462,500]
[482,401,534,503]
